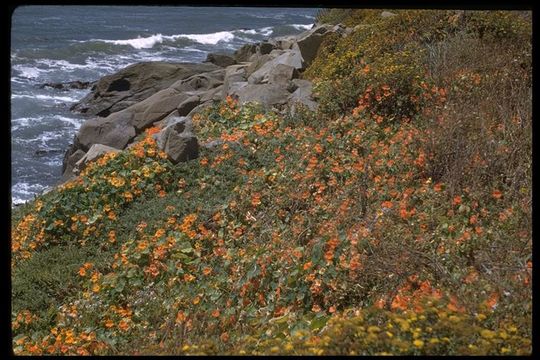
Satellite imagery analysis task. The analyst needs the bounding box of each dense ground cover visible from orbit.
[11,10,531,355]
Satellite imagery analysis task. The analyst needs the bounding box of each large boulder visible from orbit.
[61,149,86,182]
[258,42,275,55]
[205,53,236,67]
[71,62,220,116]
[233,43,258,62]
[295,24,334,68]
[154,117,199,164]
[135,88,191,129]
[39,80,94,91]
[74,144,121,172]
[230,83,291,106]
[247,49,303,84]
[270,35,297,50]
[177,95,201,116]
[222,64,248,99]
[199,85,224,103]
[76,113,136,152]
[268,64,298,85]
[245,54,274,78]
[171,69,225,93]
[288,79,318,112]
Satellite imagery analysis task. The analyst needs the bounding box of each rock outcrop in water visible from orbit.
[62,24,351,181]
[71,62,220,117]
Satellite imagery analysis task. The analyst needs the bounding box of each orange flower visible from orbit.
[447,295,465,313]
[464,270,479,284]
[211,309,221,318]
[492,189,502,199]
[312,304,322,312]
[485,292,499,310]
[137,241,148,252]
[202,267,212,276]
[391,294,409,311]
[145,126,161,136]
[452,195,462,206]
[381,201,393,209]
[375,298,386,309]
[104,319,114,328]
[303,261,313,271]
[251,194,261,206]
[118,319,130,331]
[78,267,87,277]
[433,183,443,192]
[176,311,186,324]
[220,332,229,343]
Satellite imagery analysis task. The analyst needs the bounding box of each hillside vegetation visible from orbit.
[11,10,531,355]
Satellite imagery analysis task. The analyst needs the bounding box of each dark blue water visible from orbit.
[11,5,317,204]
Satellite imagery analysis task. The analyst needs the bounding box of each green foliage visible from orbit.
[11,9,531,356]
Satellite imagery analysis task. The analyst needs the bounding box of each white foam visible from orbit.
[12,94,79,103]
[238,29,257,35]
[38,59,88,71]
[13,65,44,79]
[292,24,313,31]
[182,47,206,53]
[12,116,43,128]
[12,182,47,200]
[170,31,235,45]
[96,33,165,49]
[259,27,274,37]
[52,115,82,128]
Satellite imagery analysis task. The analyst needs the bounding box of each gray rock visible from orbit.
[343,27,355,37]
[231,83,290,106]
[153,110,180,129]
[187,101,214,118]
[245,54,273,78]
[171,69,225,93]
[71,62,220,116]
[155,118,199,164]
[177,95,201,116]
[222,65,248,98]
[205,53,236,67]
[75,144,121,172]
[271,35,297,50]
[165,133,199,164]
[202,139,224,150]
[381,11,397,18]
[39,80,93,91]
[247,50,303,84]
[154,117,193,149]
[288,78,318,113]
[233,43,258,62]
[258,42,274,55]
[199,85,224,103]
[295,24,333,68]
[268,63,298,85]
[76,114,136,151]
[135,88,189,130]
[61,149,86,181]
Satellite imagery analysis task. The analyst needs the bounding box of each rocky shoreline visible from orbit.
[59,22,352,183]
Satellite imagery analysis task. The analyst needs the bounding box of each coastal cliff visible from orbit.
[60,22,343,182]
[11,10,532,356]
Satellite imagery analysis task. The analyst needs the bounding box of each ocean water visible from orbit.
[10,5,317,205]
